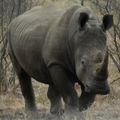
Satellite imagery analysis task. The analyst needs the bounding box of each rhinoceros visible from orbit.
[7,5,113,114]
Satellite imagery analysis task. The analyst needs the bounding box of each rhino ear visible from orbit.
[102,14,113,31]
[78,12,89,29]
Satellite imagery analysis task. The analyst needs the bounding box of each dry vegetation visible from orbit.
[0,0,120,120]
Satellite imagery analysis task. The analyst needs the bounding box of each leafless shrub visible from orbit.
[0,0,33,93]
[0,0,58,93]
[92,0,120,82]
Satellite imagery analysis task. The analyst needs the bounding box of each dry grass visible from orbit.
[0,81,120,120]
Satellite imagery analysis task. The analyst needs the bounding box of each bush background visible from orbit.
[0,0,120,120]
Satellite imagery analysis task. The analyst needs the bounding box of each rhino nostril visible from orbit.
[85,84,89,88]
[85,84,91,93]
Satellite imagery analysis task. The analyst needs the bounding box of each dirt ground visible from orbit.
[0,84,120,120]
[0,99,120,120]
[0,58,120,120]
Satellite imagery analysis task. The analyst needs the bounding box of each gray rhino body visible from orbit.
[7,5,113,114]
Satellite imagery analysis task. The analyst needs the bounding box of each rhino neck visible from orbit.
[66,7,91,75]
[58,5,80,74]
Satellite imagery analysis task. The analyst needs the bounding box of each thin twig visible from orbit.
[110,77,120,84]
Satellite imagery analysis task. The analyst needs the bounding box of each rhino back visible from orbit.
[9,5,64,50]
[8,5,81,83]
[42,5,80,73]
[8,5,64,83]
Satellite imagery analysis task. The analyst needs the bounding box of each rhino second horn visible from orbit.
[97,51,108,79]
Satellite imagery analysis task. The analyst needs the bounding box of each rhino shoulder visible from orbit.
[42,5,81,68]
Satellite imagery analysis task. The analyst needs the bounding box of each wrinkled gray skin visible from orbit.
[7,5,113,114]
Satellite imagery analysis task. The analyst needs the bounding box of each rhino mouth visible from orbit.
[84,82,110,95]
[85,85,110,95]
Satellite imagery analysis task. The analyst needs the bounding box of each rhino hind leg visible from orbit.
[79,91,96,111]
[17,70,37,111]
[9,50,36,111]
[47,85,63,115]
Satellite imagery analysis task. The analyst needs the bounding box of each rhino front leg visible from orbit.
[47,85,63,115]
[79,90,96,111]
[48,65,79,113]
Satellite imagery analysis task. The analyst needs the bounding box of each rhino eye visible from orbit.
[81,60,85,65]
[81,59,86,65]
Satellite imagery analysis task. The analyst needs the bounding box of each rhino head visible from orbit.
[69,12,113,95]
